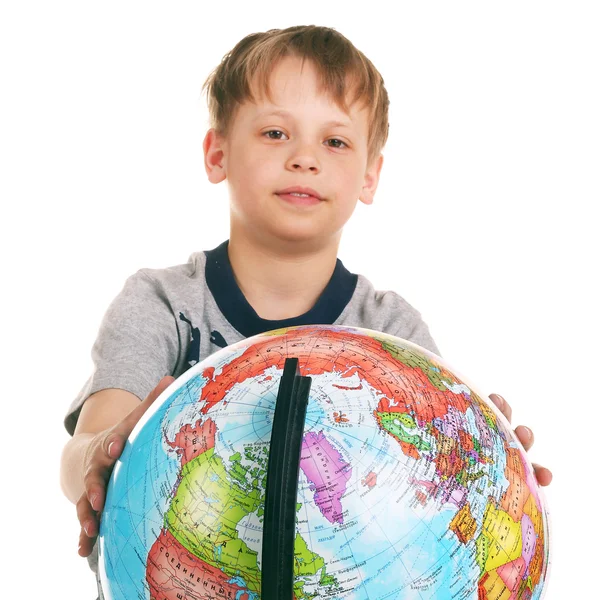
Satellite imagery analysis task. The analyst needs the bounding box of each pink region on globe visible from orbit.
[497,556,526,593]
[299,431,351,524]
[448,487,467,507]
[520,514,536,565]
[433,406,463,439]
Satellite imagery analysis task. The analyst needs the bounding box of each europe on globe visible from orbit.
[98,325,550,599]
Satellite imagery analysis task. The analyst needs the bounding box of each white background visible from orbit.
[1,2,598,598]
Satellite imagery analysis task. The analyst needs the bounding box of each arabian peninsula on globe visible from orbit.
[99,325,551,599]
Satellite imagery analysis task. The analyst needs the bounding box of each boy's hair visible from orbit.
[202,25,389,167]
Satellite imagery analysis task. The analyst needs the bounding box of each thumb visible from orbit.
[114,375,175,438]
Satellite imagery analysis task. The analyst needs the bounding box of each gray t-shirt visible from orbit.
[64,240,440,596]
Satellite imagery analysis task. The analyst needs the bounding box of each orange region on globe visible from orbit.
[448,502,477,544]
[433,430,457,455]
[527,525,546,589]
[500,445,530,523]
[333,411,349,423]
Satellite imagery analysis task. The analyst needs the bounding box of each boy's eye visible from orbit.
[263,130,347,149]
[326,138,347,149]
[264,130,287,140]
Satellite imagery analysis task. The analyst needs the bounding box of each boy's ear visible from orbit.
[359,153,384,206]
[203,128,227,184]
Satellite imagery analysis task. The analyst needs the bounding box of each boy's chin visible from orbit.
[275,192,323,208]
[264,225,343,250]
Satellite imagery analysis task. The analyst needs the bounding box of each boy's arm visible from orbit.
[60,388,141,504]
[60,269,181,555]
[60,378,174,556]
[63,269,181,437]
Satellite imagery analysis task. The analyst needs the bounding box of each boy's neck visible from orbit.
[227,232,340,321]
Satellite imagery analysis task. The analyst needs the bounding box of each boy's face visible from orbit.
[204,56,383,250]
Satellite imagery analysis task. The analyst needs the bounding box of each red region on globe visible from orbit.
[375,364,468,424]
[332,382,363,391]
[165,417,216,467]
[198,327,466,426]
[361,471,377,488]
[146,529,250,600]
[458,429,475,452]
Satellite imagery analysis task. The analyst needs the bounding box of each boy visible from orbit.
[60,24,551,596]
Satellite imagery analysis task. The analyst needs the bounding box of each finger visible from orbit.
[82,456,113,513]
[115,376,175,437]
[78,526,97,558]
[76,494,98,541]
[532,463,553,487]
[514,425,534,452]
[489,393,512,423]
[79,430,128,514]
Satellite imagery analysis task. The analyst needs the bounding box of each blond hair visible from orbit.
[201,25,389,166]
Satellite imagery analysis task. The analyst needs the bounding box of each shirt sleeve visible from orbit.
[368,286,441,358]
[64,270,180,436]
[403,317,442,358]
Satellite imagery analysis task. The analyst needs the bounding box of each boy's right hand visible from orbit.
[76,376,175,557]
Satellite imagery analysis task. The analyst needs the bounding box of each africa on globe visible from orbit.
[98,325,550,599]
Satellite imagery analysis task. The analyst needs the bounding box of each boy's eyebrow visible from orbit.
[254,109,353,129]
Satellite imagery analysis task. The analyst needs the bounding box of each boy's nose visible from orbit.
[287,156,320,172]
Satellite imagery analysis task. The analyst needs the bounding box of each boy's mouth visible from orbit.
[275,186,323,206]
[277,193,321,206]
[275,186,323,200]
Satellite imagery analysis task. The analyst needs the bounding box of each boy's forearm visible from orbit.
[60,433,95,504]
[59,388,143,505]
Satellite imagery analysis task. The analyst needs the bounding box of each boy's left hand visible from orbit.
[489,393,553,486]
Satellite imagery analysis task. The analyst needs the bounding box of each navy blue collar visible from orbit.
[205,240,358,338]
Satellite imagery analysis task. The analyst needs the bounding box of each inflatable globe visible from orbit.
[98,325,550,600]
